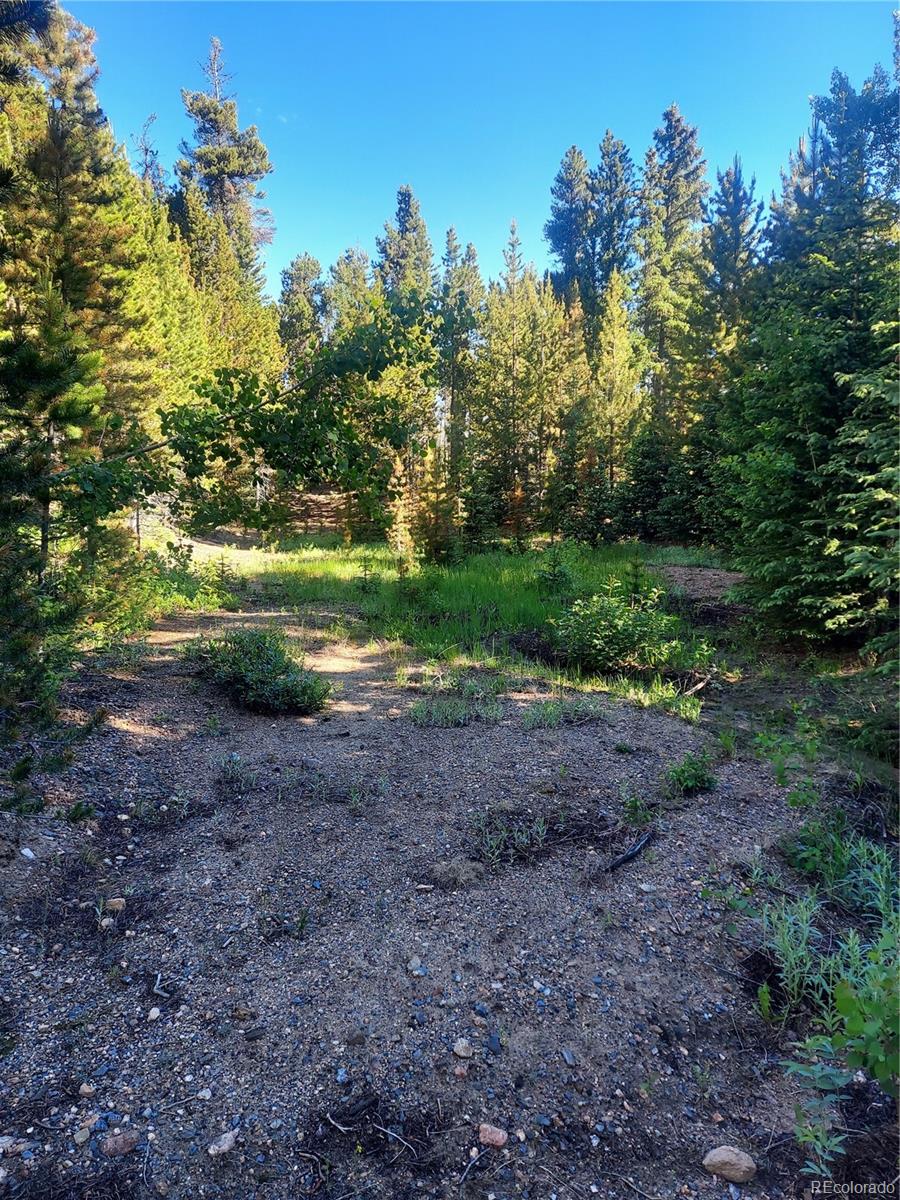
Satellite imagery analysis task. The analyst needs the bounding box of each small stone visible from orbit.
[478,1123,508,1149]
[20,848,35,860]
[73,1127,91,1146]
[453,1038,473,1059]
[336,1067,349,1085]
[99,916,115,931]
[452,1063,469,1078]
[196,1088,212,1101]
[102,1130,140,1157]
[561,1047,577,1067]
[208,1130,238,1157]
[105,898,126,913]
[702,1146,757,1184]
[148,1007,161,1022]
[406,956,427,977]
[79,1083,96,1098]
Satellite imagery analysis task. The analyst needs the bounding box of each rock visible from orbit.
[452,1063,468,1078]
[105,898,126,913]
[561,1047,577,1067]
[73,1127,91,1146]
[336,1067,349,1085]
[148,1007,161,1021]
[407,956,428,976]
[208,1130,238,1157]
[102,1130,140,1157]
[79,1082,96,1098]
[20,848,35,860]
[196,1088,212,1101]
[453,1038,473,1059]
[702,1146,757,1184]
[478,1123,508,1149]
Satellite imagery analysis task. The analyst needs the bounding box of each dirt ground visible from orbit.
[0,581,888,1200]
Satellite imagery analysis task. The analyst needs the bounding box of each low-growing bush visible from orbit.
[666,750,715,797]
[183,627,330,715]
[552,578,711,675]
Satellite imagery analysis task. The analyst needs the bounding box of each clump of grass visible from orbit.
[217,752,257,796]
[474,808,550,866]
[521,696,607,729]
[408,696,502,727]
[666,750,715,797]
[183,626,330,715]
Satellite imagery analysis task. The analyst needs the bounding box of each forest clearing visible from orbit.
[0,2,897,1198]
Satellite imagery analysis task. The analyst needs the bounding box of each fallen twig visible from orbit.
[458,1148,489,1187]
[371,1121,418,1158]
[603,1172,664,1200]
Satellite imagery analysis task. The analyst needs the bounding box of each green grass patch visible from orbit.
[521,696,607,729]
[408,696,502,727]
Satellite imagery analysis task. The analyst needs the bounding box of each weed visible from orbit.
[717,727,738,759]
[620,782,653,829]
[613,742,635,754]
[666,750,715,797]
[218,752,257,795]
[201,713,227,737]
[472,808,551,866]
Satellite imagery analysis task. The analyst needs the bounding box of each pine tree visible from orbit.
[279,252,324,373]
[544,145,593,301]
[591,130,639,301]
[592,268,646,484]
[436,227,483,486]
[375,184,434,309]
[176,36,272,283]
[637,105,709,429]
[726,66,899,639]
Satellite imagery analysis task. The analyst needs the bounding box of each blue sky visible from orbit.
[72,2,893,297]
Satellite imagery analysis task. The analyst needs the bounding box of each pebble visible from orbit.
[453,1038,474,1059]
[561,1047,577,1067]
[208,1130,238,1157]
[196,1088,212,1100]
[73,1127,91,1146]
[79,1083,96,1098]
[20,848,35,860]
[702,1146,757,1183]
[407,956,428,977]
[102,1130,140,1157]
[148,1007,161,1021]
[478,1123,509,1149]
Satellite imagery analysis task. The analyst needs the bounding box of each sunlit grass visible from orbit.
[207,538,717,720]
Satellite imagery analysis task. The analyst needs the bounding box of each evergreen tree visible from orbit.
[375,183,434,308]
[279,252,324,373]
[725,66,899,639]
[637,104,709,429]
[176,36,272,282]
[544,145,593,301]
[436,227,483,485]
[591,130,639,301]
[592,268,646,484]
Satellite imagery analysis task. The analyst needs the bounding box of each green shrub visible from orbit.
[666,750,715,797]
[553,578,710,675]
[183,627,330,715]
[782,811,896,925]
